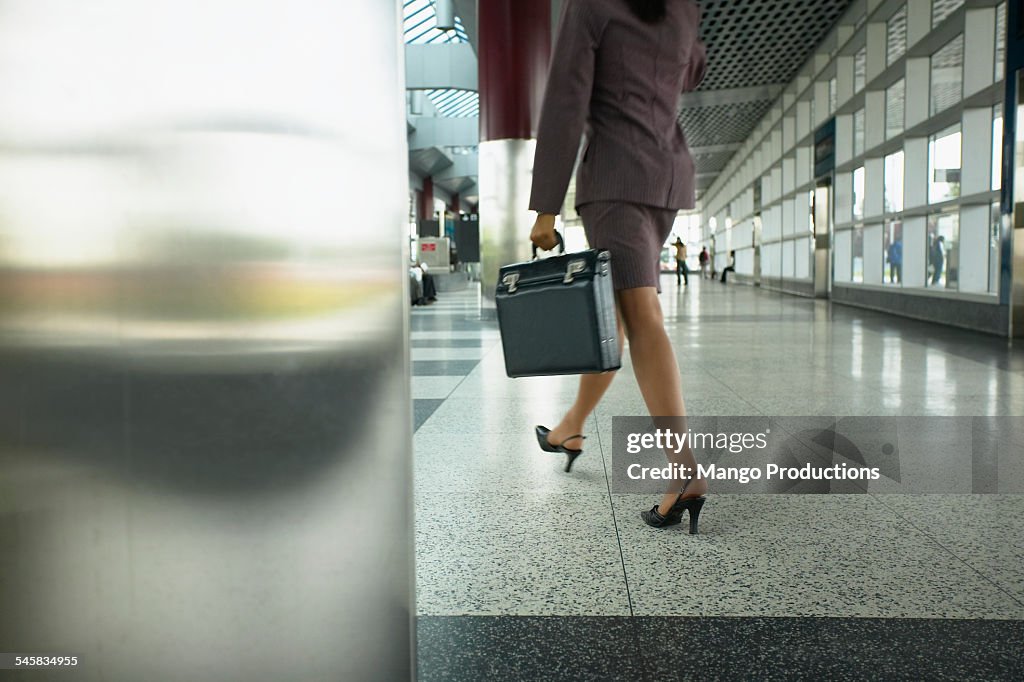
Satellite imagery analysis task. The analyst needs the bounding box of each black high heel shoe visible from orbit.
[640,495,707,534]
[535,425,585,472]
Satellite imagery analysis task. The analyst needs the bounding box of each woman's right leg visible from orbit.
[616,286,706,514]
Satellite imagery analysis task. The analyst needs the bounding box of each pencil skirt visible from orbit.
[577,201,676,292]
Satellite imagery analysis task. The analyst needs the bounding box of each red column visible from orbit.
[478,0,551,142]
[450,194,460,214]
[418,176,434,221]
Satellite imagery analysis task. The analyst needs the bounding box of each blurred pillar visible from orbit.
[478,0,551,313]
[0,1,413,679]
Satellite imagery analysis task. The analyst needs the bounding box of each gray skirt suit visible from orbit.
[528,0,706,291]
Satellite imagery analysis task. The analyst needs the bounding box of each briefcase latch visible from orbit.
[564,260,586,284]
[502,272,520,293]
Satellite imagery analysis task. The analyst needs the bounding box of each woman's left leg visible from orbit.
[544,314,625,451]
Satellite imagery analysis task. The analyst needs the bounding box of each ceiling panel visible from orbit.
[680,100,777,147]
[682,0,855,199]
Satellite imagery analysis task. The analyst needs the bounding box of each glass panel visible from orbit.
[854,108,865,156]
[854,47,867,93]
[993,104,1003,192]
[808,190,815,234]
[886,79,905,139]
[928,125,961,203]
[989,201,1001,293]
[887,6,907,66]
[853,166,865,220]
[995,2,1007,82]
[884,219,903,285]
[927,212,959,289]
[829,77,838,114]
[885,150,905,213]
[930,35,964,116]
[932,0,964,28]
[852,226,864,283]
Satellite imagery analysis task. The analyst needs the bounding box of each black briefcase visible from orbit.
[496,233,620,377]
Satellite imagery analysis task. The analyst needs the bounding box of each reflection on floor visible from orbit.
[412,278,1024,680]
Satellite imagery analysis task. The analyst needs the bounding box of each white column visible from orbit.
[906,0,932,48]
[866,21,888,82]
[903,215,928,288]
[964,7,996,98]
[959,204,991,293]
[905,57,931,128]
[961,107,994,197]
[797,100,811,140]
[865,223,884,284]
[814,80,831,126]
[783,115,796,153]
[836,170,854,224]
[796,236,812,279]
[784,197,797,237]
[865,156,885,218]
[835,229,853,281]
[865,90,886,150]
[797,145,812,187]
[904,137,929,209]
[836,55,855,106]
[836,113,854,166]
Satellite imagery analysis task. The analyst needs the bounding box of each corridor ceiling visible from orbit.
[451,0,855,201]
[682,0,854,198]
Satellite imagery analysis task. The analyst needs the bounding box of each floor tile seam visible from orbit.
[595,418,636,618]
[869,492,1024,610]
[413,354,491,425]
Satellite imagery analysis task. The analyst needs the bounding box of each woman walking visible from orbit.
[529,0,708,531]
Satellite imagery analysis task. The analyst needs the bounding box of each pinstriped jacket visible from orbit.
[528,0,706,214]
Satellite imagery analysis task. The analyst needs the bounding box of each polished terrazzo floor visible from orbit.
[412,277,1024,680]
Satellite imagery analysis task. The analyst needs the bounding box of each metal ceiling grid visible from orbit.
[683,0,854,199]
[680,100,776,147]
[693,151,735,174]
[696,0,851,91]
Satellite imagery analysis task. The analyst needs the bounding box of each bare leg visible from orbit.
[546,314,626,451]
[616,287,706,514]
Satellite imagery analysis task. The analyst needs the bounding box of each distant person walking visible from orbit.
[528,0,709,531]
[674,237,689,287]
[930,235,945,285]
[887,238,902,283]
[698,246,709,279]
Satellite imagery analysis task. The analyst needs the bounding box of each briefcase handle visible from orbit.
[531,230,565,260]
